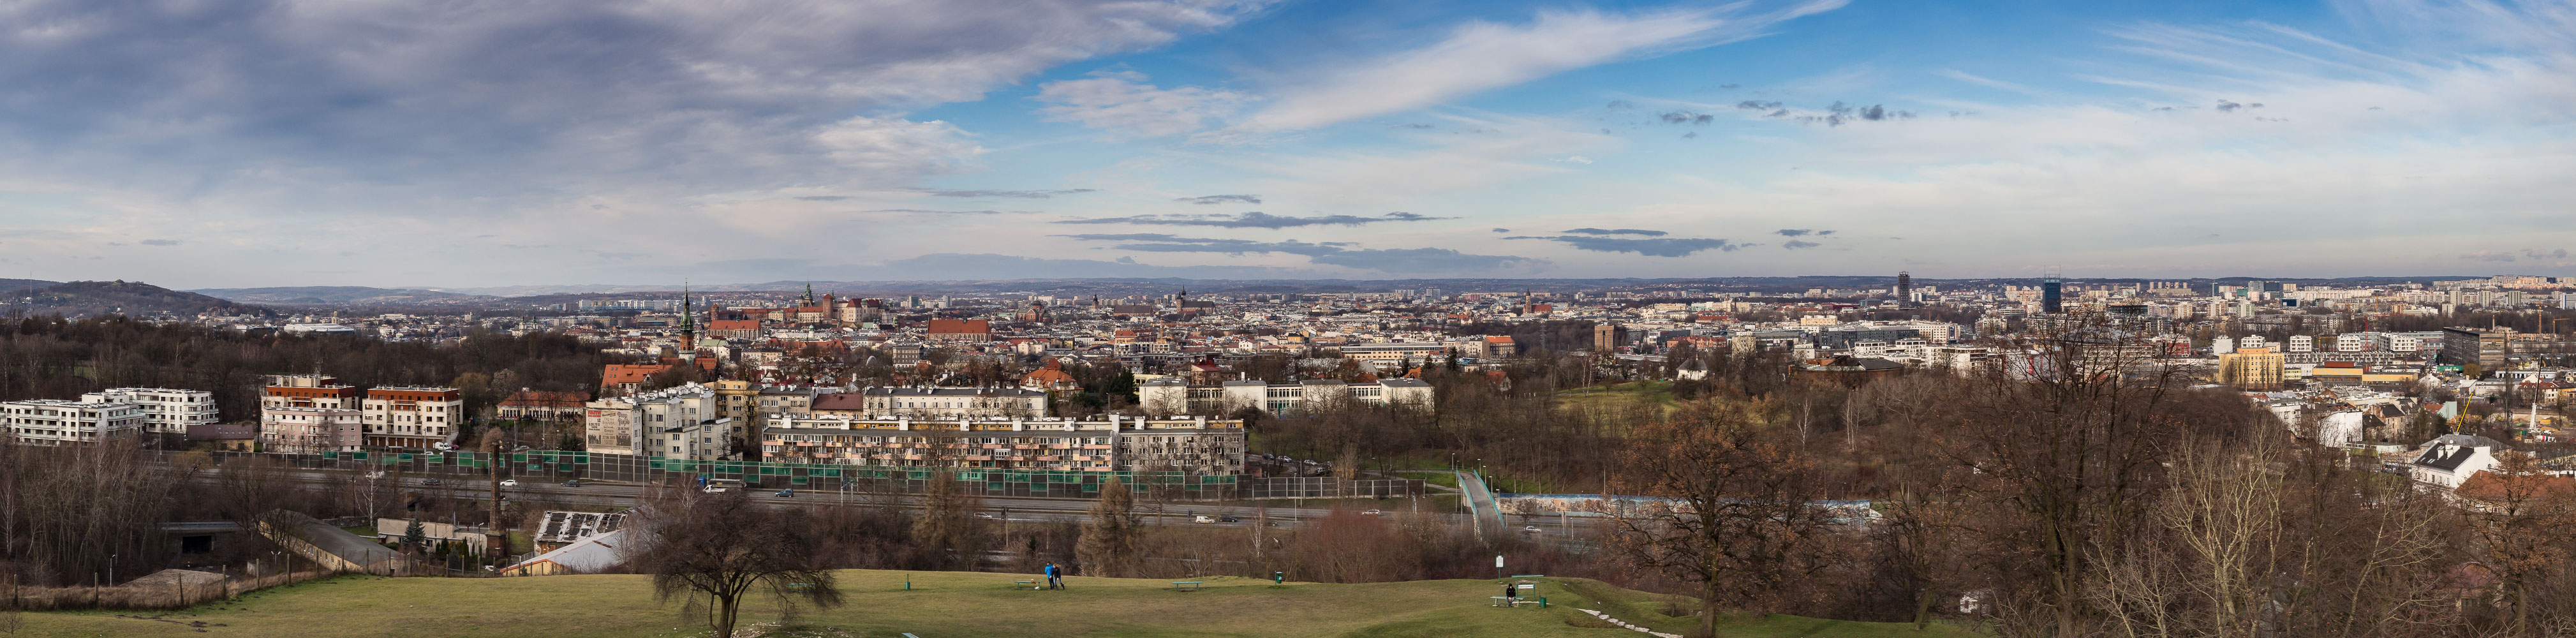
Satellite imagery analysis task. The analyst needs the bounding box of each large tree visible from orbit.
[1602,400,1832,637]
[635,494,843,638]
[1076,477,1142,577]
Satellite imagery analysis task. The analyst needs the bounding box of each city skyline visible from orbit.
[1,0,2569,287]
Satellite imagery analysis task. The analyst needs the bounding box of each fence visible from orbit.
[158,449,1421,501]
[0,568,322,612]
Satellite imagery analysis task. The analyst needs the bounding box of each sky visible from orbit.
[0,0,2570,288]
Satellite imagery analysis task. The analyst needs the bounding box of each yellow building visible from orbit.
[2216,346,2285,390]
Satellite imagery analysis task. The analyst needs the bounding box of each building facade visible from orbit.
[362,387,461,449]
[584,383,725,459]
[843,387,1049,419]
[760,415,1244,474]
[2,399,145,445]
[258,406,363,454]
[82,387,217,437]
[1139,377,1434,415]
[2442,327,2511,370]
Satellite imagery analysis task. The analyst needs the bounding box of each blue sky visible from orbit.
[0,0,2568,288]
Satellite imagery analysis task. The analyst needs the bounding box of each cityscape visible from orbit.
[0,1,2572,637]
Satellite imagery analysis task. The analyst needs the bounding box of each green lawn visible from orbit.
[9,569,1974,638]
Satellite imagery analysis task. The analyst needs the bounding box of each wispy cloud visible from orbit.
[1056,234,1543,273]
[1176,194,1262,205]
[1775,229,1835,237]
[1034,70,1250,138]
[1504,235,1742,256]
[917,188,1099,199]
[1564,228,1669,236]
[1053,211,1449,228]
[1241,1,1847,131]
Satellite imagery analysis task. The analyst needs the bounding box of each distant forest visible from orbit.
[4,280,273,317]
[0,315,628,423]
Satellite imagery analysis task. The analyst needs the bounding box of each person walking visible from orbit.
[1045,563,1060,590]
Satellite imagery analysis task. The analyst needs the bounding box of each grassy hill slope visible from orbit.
[11,569,1971,638]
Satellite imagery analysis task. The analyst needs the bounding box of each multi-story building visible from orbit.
[362,387,461,449]
[760,414,1244,474]
[498,390,589,420]
[262,375,361,410]
[258,406,362,454]
[2285,335,2314,353]
[2335,333,2374,352]
[1338,342,1453,364]
[1139,377,1434,415]
[840,387,1048,419]
[2441,327,2511,370]
[81,387,216,437]
[2,399,145,445]
[585,383,725,458]
[2216,347,2286,390]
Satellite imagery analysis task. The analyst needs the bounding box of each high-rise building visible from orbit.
[1896,271,1912,306]
[2041,273,2063,314]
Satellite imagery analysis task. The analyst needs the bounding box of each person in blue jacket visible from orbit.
[1044,563,1060,590]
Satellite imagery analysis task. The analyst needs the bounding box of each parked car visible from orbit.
[1521,526,1544,535]
[774,489,796,498]
[561,480,582,487]
[431,442,455,451]
[364,471,386,479]
[1359,509,1384,516]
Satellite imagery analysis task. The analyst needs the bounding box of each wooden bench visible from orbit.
[1171,581,1204,591]
[1014,580,1042,590]
[1490,596,1546,608]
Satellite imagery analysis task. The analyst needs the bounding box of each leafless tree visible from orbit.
[635,494,843,638]
[1077,477,1141,577]
[1601,401,1833,637]
[910,471,987,571]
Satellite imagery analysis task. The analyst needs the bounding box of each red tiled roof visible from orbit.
[928,319,989,334]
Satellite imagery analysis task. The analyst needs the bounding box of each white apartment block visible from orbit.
[586,383,720,457]
[1140,377,1434,415]
[361,387,462,449]
[258,406,363,454]
[2335,333,2375,352]
[2285,335,2314,353]
[1,399,145,445]
[81,388,217,436]
[762,414,1245,474]
[845,387,1048,419]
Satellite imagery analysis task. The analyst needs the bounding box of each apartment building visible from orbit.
[362,387,461,449]
[761,414,1245,474]
[1139,377,1434,415]
[1337,342,1451,364]
[81,387,216,437]
[2217,347,2286,390]
[836,387,1049,419]
[262,375,361,410]
[2285,335,2314,353]
[258,406,362,454]
[585,383,723,458]
[2442,327,2512,369]
[2335,333,2375,352]
[1,399,145,445]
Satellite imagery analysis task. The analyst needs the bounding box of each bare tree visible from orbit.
[636,494,844,638]
[1602,401,1832,637]
[1077,477,1142,577]
[910,471,987,571]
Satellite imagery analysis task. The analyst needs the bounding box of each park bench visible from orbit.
[1171,581,1204,591]
[1014,579,1042,590]
[1490,595,1548,608]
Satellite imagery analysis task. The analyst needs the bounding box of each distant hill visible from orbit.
[0,278,59,292]
[4,280,272,317]
[192,286,499,306]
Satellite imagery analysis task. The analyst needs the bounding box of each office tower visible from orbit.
[1896,271,1912,306]
[2041,272,2063,314]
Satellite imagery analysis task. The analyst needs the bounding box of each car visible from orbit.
[431,442,454,451]
[561,480,582,487]
[774,489,796,498]
[364,471,386,479]
[1218,516,1240,523]
[499,479,519,487]
[1359,509,1383,516]
[974,512,1000,520]
[420,478,441,486]
[1193,515,1217,524]
[1521,526,1544,535]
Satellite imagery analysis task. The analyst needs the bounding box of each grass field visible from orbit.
[8,569,1974,638]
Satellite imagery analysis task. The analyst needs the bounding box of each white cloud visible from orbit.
[1242,1,1846,131]
[1035,70,1251,138]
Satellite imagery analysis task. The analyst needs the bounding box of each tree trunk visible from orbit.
[1701,575,1721,638]
[718,593,740,638]
[1913,584,1936,630]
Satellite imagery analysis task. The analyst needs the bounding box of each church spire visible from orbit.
[803,282,815,305]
